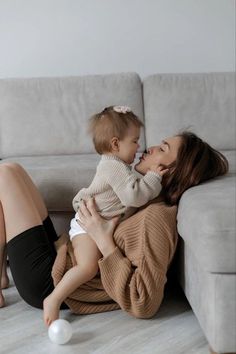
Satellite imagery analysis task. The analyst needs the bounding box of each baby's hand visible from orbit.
[149,164,169,177]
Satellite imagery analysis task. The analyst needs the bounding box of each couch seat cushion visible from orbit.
[177,174,236,273]
[2,154,100,211]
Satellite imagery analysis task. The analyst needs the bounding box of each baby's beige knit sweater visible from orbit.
[72,155,162,219]
[52,201,178,318]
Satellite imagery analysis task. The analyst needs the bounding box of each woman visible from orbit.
[0,131,228,323]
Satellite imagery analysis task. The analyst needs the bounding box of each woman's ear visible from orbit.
[110,137,120,152]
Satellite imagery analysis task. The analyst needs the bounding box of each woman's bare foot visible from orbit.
[0,291,6,308]
[43,294,60,327]
[1,273,9,289]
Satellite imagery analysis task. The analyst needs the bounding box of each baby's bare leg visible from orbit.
[43,234,101,326]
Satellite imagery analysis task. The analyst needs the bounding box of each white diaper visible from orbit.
[69,212,86,240]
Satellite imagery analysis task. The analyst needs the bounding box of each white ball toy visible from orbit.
[48,319,72,344]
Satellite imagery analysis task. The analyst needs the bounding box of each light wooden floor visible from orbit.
[0,268,210,354]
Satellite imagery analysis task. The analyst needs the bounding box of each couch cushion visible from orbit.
[0,72,145,158]
[2,153,144,212]
[177,174,236,273]
[222,150,236,174]
[2,154,100,211]
[143,72,236,151]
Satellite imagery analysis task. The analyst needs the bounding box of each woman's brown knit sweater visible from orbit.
[52,201,178,318]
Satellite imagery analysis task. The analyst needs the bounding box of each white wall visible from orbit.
[0,0,235,79]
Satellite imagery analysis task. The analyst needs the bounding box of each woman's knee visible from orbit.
[0,162,27,177]
[0,162,22,172]
[0,163,15,175]
[2,162,23,173]
[0,163,19,187]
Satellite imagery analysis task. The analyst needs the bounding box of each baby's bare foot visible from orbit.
[1,274,9,289]
[0,291,6,308]
[43,294,60,327]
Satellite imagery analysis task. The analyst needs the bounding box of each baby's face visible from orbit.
[135,136,182,175]
[117,126,140,164]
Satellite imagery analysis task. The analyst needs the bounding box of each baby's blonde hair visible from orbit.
[89,106,143,154]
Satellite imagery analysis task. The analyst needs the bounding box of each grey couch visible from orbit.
[0,72,235,354]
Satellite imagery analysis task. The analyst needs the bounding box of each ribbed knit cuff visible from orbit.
[98,247,128,285]
[99,246,124,267]
[146,170,162,182]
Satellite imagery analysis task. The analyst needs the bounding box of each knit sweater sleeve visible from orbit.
[98,248,166,318]
[102,160,162,207]
[98,203,178,319]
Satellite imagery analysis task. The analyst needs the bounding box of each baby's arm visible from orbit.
[149,164,169,177]
[103,160,163,207]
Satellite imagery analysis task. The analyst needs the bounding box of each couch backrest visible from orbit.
[0,72,145,157]
[143,72,236,151]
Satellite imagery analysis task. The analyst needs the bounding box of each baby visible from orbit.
[43,105,167,326]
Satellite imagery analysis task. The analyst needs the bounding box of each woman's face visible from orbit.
[135,136,182,175]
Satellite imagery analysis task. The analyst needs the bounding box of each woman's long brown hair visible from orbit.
[161,131,229,205]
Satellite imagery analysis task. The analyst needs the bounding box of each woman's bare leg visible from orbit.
[0,248,8,289]
[0,201,7,307]
[0,164,46,241]
[0,163,48,306]
[7,163,48,221]
[0,200,8,281]
[0,201,8,287]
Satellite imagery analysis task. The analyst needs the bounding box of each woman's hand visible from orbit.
[77,198,119,257]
